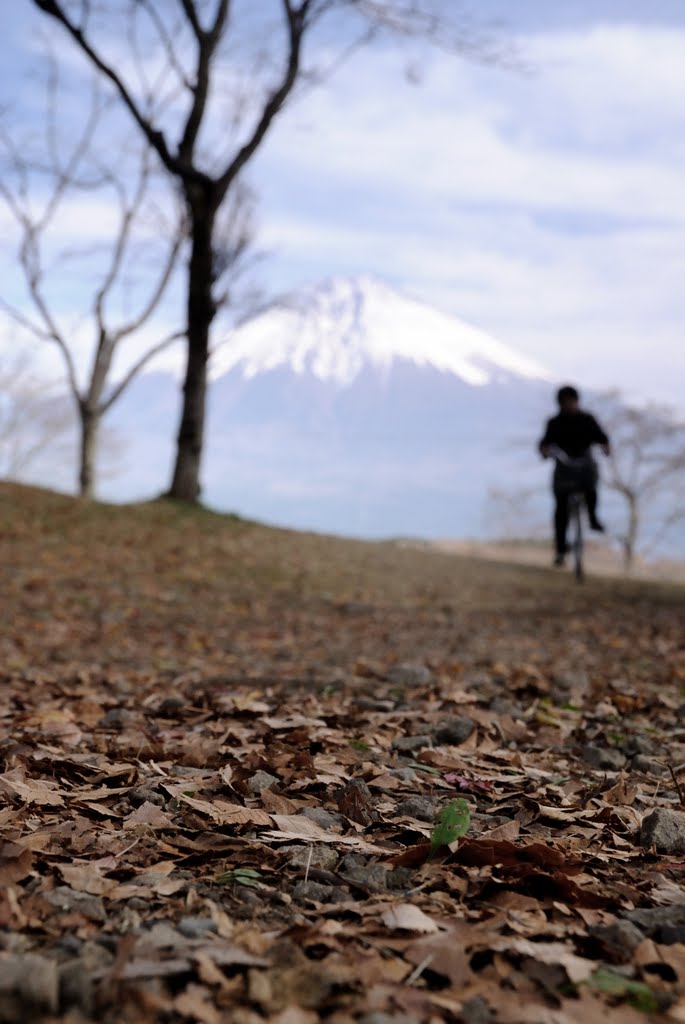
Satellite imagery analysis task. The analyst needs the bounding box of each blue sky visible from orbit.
[1,2,685,409]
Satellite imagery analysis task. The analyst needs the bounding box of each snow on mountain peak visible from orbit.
[210,276,549,387]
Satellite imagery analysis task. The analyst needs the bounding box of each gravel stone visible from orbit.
[386,867,413,891]
[386,663,432,687]
[589,919,644,961]
[234,887,264,910]
[581,744,626,771]
[341,864,388,890]
[632,755,667,776]
[624,735,656,757]
[59,961,95,1014]
[292,880,347,904]
[99,707,136,729]
[81,939,115,965]
[348,864,384,888]
[395,796,439,822]
[458,997,495,1024]
[125,898,149,911]
[433,716,475,746]
[53,936,82,957]
[388,767,418,783]
[155,697,185,716]
[392,734,432,753]
[338,854,367,871]
[300,807,344,829]
[45,887,106,922]
[353,697,395,712]
[0,953,59,1020]
[247,770,279,794]
[552,670,590,700]
[639,808,685,854]
[624,902,685,944]
[282,845,339,871]
[177,916,217,939]
[489,697,524,720]
[129,785,165,808]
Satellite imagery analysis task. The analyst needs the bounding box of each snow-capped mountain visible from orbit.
[210,276,549,387]
[103,276,554,538]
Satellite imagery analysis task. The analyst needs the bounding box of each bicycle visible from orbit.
[545,444,591,583]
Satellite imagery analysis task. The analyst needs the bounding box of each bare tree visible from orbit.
[485,483,545,542]
[598,392,685,571]
[0,353,73,481]
[27,0,506,502]
[0,56,190,497]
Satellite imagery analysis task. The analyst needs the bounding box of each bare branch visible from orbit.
[178,1,230,166]
[31,0,180,176]
[40,68,107,230]
[92,159,149,334]
[598,390,685,566]
[101,329,186,413]
[112,219,186,342]
[0,353,74,479]
[178,0,204,40]
[216,0,306,198]
[0,294,52,342]
[141,1,195,93]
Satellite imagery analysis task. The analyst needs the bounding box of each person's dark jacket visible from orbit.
[539,411,609,458]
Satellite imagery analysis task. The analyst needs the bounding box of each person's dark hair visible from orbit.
[557,385,579,406]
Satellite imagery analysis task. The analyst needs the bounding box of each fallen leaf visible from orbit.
[381,904,440,934]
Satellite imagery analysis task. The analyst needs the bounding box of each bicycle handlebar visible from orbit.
[544,444,593,470]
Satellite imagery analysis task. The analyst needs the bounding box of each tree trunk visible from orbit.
[79,406,98,499]
[623,495,638,573]
[168,193,216,502]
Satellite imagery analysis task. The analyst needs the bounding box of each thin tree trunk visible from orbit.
[623,495,638,573]
[79,406,98,499]
[168,195,216,502]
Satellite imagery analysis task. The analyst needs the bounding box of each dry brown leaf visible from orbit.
[124,801,173,829]
[262,715,327,730]
[480,819,520,842]
[259,788,299,815]
[0,769,64,807]
[0,841,33,886]
[380,904,440,934]
[180,794,272,826]
[58,862,117,896]
[265,815,388,853]
[403,930,472,985]
[489,937,596,983]
[174,983,222,1024]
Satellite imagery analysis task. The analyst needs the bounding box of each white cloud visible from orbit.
[3,14,685,412]
[246,23,685,407]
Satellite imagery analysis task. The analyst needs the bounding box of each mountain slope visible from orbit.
[210,276,549,386]
[103,277,552,538]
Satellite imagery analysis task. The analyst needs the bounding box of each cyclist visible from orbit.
[539,386,611,566]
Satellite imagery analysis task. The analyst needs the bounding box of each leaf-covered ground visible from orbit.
[2,482,685,1023]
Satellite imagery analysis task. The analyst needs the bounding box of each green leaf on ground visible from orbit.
[215,867,263,887]
[587,969,661,1013]
[430,798,470,855]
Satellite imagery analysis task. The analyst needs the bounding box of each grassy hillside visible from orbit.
[1,482,685,1022]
